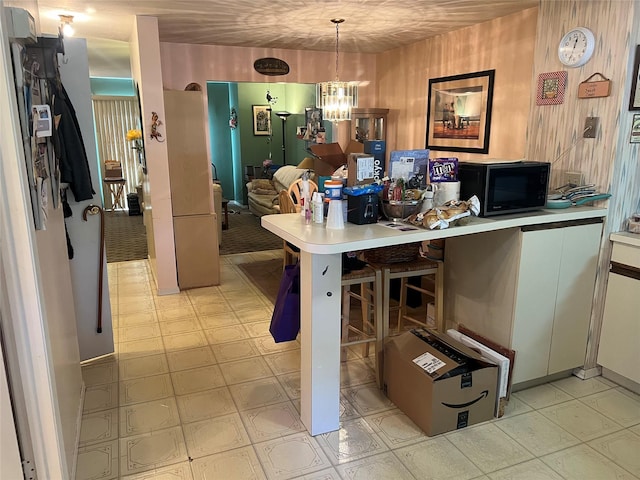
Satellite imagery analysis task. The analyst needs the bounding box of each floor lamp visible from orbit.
[275,111,291,165]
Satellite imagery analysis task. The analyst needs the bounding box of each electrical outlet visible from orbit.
[584,117,598,138]
[565,171,585,186]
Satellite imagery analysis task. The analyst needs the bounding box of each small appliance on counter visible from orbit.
[458,160,550,217]
[347,193,379,225]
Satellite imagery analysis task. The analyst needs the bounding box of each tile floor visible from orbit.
[76,250,640,480]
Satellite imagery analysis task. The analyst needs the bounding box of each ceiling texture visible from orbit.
[35,0,537,53]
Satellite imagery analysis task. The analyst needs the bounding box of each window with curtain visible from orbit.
[92,95,142,209]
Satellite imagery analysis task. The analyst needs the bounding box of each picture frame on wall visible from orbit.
[630,114,640,143]
[629,45,640,111]
[252,105,272,136]
[425,70,495,154]
[535,71,568,106]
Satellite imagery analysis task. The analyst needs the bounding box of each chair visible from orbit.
[379,258,444,338]
[340,264,383,386]
[278,190,300,268]
[287,179,318,212]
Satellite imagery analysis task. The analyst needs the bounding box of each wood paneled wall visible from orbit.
[376,9,538,162]
[527,0,640,371]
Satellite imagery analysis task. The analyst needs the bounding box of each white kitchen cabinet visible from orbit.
[444,220,603,385]
[597,233,640,388]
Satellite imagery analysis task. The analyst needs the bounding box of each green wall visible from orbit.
[90,77,135,96]
[209,81,328,204]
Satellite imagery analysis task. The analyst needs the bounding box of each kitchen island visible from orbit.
[262,206,607,436]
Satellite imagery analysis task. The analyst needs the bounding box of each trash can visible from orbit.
[127,193,141,216]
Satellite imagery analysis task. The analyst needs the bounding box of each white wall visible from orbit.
[60,37,115,361]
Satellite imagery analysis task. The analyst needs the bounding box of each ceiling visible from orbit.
[26,0,537,77]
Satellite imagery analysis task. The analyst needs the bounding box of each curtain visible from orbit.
[92,96,142,209]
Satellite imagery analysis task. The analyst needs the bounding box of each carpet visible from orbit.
[238,258,282,305]
[219,209,283,256]
[104,211,148,263]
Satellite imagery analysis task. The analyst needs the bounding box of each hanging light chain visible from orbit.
[332,19,344,82]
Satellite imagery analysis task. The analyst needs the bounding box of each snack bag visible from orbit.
[429,158,458,183]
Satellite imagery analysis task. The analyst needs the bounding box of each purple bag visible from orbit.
[269,262,301,343]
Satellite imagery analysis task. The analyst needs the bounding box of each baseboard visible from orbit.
[601,367,640,394]
[572,366,602,380]
[157,287,180,296]
[71,382,86,480]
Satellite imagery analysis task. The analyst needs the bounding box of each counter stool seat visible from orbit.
[369,257,444,339]
[341,265,383,386]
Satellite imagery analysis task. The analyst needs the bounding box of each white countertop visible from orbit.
[611,231,640,247]
[262,207,608,254]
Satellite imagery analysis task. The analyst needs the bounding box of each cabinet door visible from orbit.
[597,272,640,383]
[548,223,602,374]
[512,229,563,383]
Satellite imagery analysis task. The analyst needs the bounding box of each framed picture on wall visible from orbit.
[425,70,495,154]
[629,45,640,110]
[252,105,272,136]
[535,71,567,106]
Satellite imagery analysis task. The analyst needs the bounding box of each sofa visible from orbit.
[246,165,311,216]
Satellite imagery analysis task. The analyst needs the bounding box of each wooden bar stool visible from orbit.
[340,265,383,386]
[371,257,444,339]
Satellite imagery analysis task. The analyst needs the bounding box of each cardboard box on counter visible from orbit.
[384,328,498,436]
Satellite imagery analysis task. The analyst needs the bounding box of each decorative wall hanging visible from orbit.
[629,45,640,110]
[630,114,640,143]
[150,111,164,142]
[229,108,238,129]
[536,71,567,106]
[578,73,611,98]
[252,105,272,136]
[254,57,290,76]
[425,70,495,154]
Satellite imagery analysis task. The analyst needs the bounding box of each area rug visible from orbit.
[104,211,148,263]
[219,209,283,255]
[237,258,282,305]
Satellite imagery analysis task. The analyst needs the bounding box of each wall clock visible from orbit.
[558,27,595,67]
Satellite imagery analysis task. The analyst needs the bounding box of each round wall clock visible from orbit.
[558,27,595,67]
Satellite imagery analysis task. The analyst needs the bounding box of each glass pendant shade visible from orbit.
[316,19,358,122]
[316,81,358,122]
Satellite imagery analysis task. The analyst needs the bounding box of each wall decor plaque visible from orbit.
[254,57,290,76]
[535,71,567,106]
[578,73,611,98]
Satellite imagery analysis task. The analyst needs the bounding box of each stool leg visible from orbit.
[382,268,391,339]
[435,263,445,332]
[397,277,408,333]
[341,284,350,362]
[374,269,384,388]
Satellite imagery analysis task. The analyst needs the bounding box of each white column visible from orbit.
[299,250,342,435]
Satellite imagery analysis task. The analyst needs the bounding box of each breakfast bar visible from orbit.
[262,206,607,436]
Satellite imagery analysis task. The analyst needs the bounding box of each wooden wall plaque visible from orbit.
[578,73,611,98]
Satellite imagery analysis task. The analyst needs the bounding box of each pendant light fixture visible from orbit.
[316,19,358,122]
[59,14,75,37]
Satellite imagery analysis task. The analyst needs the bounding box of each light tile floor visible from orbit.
[76,250,640,480]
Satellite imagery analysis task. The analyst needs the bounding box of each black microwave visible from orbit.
[458,161,550,217]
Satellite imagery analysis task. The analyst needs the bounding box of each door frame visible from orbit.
[0,5,68,478]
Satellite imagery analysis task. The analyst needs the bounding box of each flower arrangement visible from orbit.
[126,129,144,153]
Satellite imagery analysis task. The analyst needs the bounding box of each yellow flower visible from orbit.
[126,129,142,142]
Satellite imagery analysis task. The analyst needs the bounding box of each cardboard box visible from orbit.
[104,161,123,178]
[309,141,362,169]
[364,140,386,154]
[384,328,498,436]
[347,153,376,186]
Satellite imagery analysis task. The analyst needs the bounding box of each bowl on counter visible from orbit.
[381,199,422,221]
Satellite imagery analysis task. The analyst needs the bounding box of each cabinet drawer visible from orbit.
[611,243,640,269]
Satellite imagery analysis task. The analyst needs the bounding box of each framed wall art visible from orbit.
[425,70,495,154]
[252,105,272,136]
[629,45,640,111]
[535,71,567,106]
[630,114,640,143]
